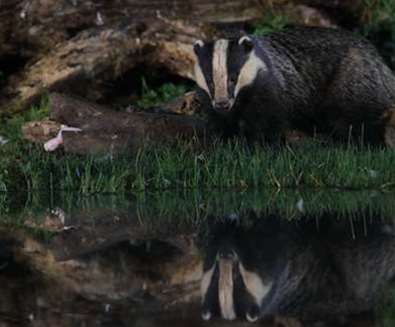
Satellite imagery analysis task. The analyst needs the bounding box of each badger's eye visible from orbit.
[229,76,237,85]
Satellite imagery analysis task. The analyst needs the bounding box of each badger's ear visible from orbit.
[238,36,254,53]
[193,40,205,55]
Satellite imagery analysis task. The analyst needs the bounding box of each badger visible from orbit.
[200,213,274,322]
[200,211,395,323]
[193,27,395,145]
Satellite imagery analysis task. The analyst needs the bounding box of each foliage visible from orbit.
[378,286,395,327]
[361,0,395,68]
[137,78,187,108]
[0,97,49,142]
[253,12,289,36]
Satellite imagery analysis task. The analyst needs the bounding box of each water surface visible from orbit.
[1,190,395,326]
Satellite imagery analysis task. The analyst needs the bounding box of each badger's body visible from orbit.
[193,27,395,145]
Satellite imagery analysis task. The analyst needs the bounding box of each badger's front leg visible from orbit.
[240,99,287,146]
[274,316,303,327]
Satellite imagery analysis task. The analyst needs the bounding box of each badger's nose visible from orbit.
[214,100,231,112]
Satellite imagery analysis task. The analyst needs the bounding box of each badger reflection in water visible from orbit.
[200,211,395,324]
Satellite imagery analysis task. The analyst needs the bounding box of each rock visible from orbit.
[160,91,202,116]
[288,4,338,28]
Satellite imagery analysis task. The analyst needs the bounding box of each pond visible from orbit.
[1,190,395,326]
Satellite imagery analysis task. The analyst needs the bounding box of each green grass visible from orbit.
[2,139,395,196]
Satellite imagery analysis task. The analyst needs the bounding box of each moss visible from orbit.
[252,11,289,36]
[361,0,395,69]
[137,78,188,108]
[0,97,49,142]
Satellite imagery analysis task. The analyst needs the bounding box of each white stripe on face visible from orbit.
[201,264,215,301]
[239,262,272,307]
[218,258,236,320]
[234,50,267,97]
[213,39,229,103]
[194,62,210,95]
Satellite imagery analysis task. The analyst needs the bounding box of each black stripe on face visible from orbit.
[226,39,251,100]
[194,42,214,98]
[201,263,220,320]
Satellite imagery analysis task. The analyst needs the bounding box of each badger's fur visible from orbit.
[193,27,395,145]
[200,211,395,323]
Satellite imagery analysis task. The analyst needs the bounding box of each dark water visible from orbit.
[1,190,395,327]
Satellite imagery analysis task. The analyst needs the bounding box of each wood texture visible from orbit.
[47,92,209,155]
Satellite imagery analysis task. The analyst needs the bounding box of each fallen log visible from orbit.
[21,92,210,155]
[0,0,267,58]
[0,0,364,58]
[0,19,208,118]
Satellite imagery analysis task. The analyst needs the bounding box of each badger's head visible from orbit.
[200,216,273,322]
[193,36,267,114]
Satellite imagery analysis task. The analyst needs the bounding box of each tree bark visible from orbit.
[0,0,266,56]
[0,18,208,117]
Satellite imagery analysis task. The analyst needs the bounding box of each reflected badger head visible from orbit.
[200,216,272,322]
[193,36,268,114]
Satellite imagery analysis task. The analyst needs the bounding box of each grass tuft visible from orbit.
[0,97,49,142]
